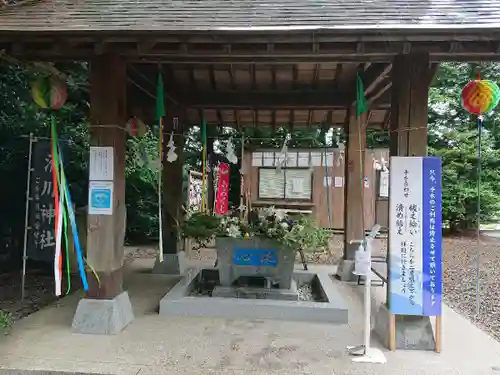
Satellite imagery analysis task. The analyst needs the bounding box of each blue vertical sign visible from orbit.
[422,157,443,316]
[389,157,442,316]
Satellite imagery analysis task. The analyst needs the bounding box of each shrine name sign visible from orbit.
[389,157,443,317]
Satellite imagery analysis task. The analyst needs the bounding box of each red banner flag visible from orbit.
[215,163,230,215]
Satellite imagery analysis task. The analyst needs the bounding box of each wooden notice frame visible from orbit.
[388,313,442,353]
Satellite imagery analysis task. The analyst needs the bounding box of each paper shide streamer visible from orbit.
[166,132,178,163]
[225,138,238,164]
[275,134,290,173]
[335,132,345,167]
[31,75,90,296]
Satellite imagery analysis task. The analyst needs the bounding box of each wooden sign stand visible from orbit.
[388,313,442,353]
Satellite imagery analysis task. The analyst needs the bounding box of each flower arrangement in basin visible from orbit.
[181,206,330,289]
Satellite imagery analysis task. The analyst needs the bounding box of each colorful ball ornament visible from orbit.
[126,116,147,137]
[461,79,500,115]
[31,76,68,110]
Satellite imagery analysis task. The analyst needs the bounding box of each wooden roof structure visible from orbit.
[128,62,395,129]
[1,0,500,32]
[1,0,500,128]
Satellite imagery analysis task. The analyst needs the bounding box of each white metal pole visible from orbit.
[21,133,35,302]
[364,237,373,351]
[349,225,385,364]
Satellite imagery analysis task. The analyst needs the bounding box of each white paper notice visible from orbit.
[88,181,114,215]
[287,152,298,167]
[311,152,322,167]
[263,152,275,167]
[334,176,344,188]
[297,152,309,167]
[379,170,389,197]
[324,176,331,187]
[252,152,263,167]
[291,178,304,193]
[322,152,334,167]
[89,147,114,181]
[364,177,370,188]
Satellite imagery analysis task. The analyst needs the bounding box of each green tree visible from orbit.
[428,62,500,230]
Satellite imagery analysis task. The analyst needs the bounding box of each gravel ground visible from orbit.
[0,246,157,324]
[2,236,500,342]
[187,234,500,341]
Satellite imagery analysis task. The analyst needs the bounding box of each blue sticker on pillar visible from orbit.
[88,181,114,215]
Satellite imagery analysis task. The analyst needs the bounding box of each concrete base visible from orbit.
[373,303,436,350]
[159,268,348,324]
[212,280,299,301]
[71,291,134,335]
[152,251,186,275]
[335,258,357,282]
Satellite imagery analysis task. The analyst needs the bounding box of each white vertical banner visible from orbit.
[389,157,423,315]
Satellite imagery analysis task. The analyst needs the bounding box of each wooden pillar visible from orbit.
[387,52,431,303]
[343,107,368,260]
[372,53,438,351]
[390,53,430,157]
[161,108,186,255]
[86,55,127,299]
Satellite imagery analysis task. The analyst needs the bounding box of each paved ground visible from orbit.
[1,258,500,375]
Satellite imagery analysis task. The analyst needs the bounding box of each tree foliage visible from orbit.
[428,62,500,230]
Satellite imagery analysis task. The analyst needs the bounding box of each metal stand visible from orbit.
[21,133,35,302]
[347,224,387,364]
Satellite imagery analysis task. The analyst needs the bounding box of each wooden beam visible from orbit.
[177,90,354,109]
[363,64,392,97]
[17,31,500,45]
[368,82,392,104]
[6,35,500,62]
